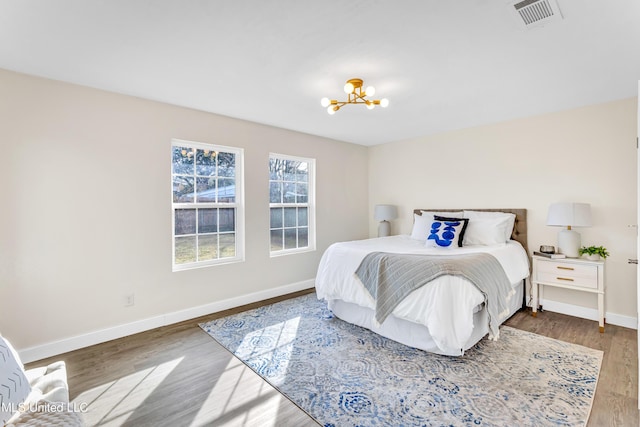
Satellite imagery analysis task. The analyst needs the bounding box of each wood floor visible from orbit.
[26,289,638,427]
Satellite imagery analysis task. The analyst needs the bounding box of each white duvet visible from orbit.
[315,235,530,353]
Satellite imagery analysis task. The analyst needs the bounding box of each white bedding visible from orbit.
[315,235,530,355]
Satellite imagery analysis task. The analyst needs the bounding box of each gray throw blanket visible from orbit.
[355,252,514,340]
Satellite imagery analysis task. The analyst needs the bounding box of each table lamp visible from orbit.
[546,202,591,257]
[374,205,397,237]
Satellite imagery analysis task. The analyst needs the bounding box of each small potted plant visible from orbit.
[579,245,610,261]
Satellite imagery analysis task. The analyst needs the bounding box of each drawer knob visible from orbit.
[557,266,574,271]
[557,277,574,281]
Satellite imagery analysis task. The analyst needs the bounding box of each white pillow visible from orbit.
[410,211,463,240]
[463,211,516,245]
[0,336,31,424]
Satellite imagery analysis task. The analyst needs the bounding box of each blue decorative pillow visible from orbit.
[426,216,469,248]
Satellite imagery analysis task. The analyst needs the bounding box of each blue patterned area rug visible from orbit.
[199,293,602,427]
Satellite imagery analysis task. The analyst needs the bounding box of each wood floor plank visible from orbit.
[25,291,637,427]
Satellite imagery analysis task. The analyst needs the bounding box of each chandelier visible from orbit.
[320,78,389,115]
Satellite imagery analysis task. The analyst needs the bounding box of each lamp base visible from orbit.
[378,220,390,237]
[557,228,581,258]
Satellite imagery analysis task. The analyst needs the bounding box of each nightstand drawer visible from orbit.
[536,261,599,289]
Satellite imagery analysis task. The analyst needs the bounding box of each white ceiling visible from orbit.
[1,0,638,146]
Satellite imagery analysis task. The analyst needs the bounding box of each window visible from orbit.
[172,139,244,270]
[269,153,315,256]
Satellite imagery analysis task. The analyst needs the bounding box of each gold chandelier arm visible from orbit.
[346,91,376,104]
[349,98,381,105]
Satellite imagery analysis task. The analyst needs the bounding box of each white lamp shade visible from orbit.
[546,203,592,227]
[374,205,397,221]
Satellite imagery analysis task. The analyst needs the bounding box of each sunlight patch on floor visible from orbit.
[191,317,301,426]
[73,357,184,426]
[234,316,301,386]
[189,357,287,426]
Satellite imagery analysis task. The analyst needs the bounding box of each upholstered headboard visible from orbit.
[414,208,528,255]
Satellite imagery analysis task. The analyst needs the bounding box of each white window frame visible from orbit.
[269,153,316,257]
[171,138,244,271]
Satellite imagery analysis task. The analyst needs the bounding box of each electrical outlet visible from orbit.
[124,293,135,307]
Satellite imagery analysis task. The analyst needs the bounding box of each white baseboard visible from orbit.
[19,279,315,364]
[21,283,635,364]
[538,298,638,330]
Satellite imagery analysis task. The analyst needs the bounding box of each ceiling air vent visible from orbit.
[511,0,563,28]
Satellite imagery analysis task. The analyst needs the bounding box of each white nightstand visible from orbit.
[531,255,605,332]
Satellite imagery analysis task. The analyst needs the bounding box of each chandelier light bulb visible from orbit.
[343,82,355,94]
[320,97,330,107]
[380,98,389,108]
[327,105,336,115]
[366,101,375,110]
[365,86,376,97]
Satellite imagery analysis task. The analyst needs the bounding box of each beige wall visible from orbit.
[0,69,369,351]
[368,98,638,321]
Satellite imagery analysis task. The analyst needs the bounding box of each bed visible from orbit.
[315,208,530,356]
